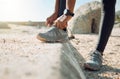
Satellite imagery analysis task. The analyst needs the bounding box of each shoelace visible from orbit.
[88,51,102,62]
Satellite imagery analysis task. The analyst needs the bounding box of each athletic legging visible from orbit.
[58,0,116,53]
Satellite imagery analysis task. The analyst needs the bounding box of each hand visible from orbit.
[54,14,72,29]
[46,13,58,27]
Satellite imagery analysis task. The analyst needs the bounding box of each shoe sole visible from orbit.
[36,34,47,42]
[84,63,100,71]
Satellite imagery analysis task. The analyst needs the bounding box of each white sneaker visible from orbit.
[37,26,68,42]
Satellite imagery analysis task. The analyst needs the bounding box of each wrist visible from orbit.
[64,9,74,17]
[62,14,72,23]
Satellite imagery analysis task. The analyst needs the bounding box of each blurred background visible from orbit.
[0,0,119,22]
[0,0,120,29]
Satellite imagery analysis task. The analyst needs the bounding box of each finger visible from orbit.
[50,21,54,26]
[57,21,64,29]
[64,22,68,28]
[60,22,67,29]
[47,24,51,27]
[53,20,57,26]
[46,19,50,26]
[45,21,48,26]
[46,20,53,27]
[56,20,63,29]
[56,20,61,28]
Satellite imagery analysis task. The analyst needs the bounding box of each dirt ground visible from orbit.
[71,26,120,79]
[0,24,120,79]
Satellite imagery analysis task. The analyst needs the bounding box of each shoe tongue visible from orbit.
[47,26,57,32]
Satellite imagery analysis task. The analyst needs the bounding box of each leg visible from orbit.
[84,0,116,71]
[96,0,116,53]
[58,0,66,17]
[58,0,66,31]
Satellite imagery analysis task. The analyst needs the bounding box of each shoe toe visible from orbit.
[84,60,101,70]
[37,33,47,42]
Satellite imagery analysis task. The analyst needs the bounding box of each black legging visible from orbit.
[96,0,116,53]
[58,0,116,53]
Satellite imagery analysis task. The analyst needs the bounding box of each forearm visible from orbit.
[54,0,60,14]
[66,0,76,13]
